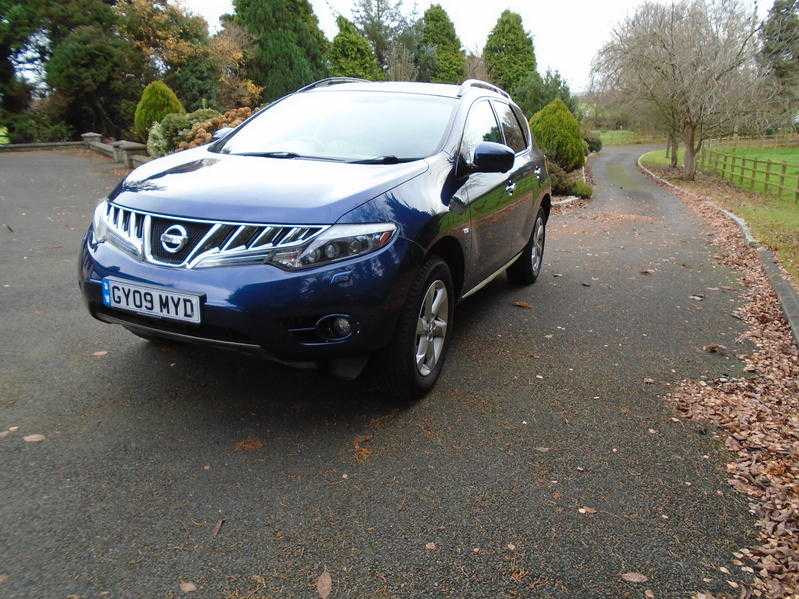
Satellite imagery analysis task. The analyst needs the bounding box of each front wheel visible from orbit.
[375,257,454,400]
[507,208,547,285]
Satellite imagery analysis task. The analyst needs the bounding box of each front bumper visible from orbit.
[79,230,422,362]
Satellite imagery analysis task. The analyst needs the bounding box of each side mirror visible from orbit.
[211,127,234,142]
[471,141,515,174]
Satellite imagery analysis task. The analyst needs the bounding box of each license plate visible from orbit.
[102,278,201,324]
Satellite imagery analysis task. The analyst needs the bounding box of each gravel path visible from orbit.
[0,147,758,597]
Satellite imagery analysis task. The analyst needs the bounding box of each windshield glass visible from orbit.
[216,91,456,162]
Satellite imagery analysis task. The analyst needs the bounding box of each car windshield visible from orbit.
[215,90,456,162]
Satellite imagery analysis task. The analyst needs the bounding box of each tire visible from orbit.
[507,207,547,285]
[375,257,455,400]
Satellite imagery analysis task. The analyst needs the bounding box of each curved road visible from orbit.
[0,146,755,597]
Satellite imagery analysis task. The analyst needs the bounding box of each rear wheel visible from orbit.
[507,207,546,285]
[376,257,454,400]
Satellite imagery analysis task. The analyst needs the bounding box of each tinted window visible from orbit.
[217,91,456,161]
[510,104,530,147]
[460,101,503,164]
[493,101,527,153]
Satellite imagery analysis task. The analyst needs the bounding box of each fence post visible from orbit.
[750,159,757,191]
[764,159,772,195]
[722,153,729,180]
[780,162,788,200]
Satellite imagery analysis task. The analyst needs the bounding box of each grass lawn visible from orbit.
[645,145,799,202]
[641,149,799,285]
[594,129,664,146]
[0,126,8,145]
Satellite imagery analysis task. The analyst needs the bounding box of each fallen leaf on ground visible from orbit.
[578,506,597,514]
[316,570,332,599]
[8,426,18,432]
[621,572,649,583]
[581,282,591,287]
[0,431,8,439]
[643,378,655,384]
[354,435,372,463]
[534,446,550,452]
[512,300,532,309]
[23,434,45,443]
[645,590,655,598]
[640,269,655,275]
[212,519,224,537]
[232,437,263,452]
[702,344,727,354]
[507,543,516,551]
[0,575,7,584]
[690,294,704,301]
[425,542,437,550]
[92,351,108,357]
[179,581,197,593]
[511,569,528,582]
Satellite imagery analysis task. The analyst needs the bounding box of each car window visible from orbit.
[493,101,527,153]
[216,91,456,162]
[460,100,503,164]
[510,104,530,147]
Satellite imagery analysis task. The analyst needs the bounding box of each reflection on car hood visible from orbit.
[109,146,430,224]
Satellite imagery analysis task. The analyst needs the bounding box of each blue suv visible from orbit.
[79,78,551,398]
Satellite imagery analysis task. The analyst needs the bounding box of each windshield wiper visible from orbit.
[348,155,419,164]
[231,151,302,159]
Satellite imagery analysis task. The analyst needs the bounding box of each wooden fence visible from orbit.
[698,147,799,202]
[705,133,799,149]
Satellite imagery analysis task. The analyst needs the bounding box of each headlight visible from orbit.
[92,199,109,243]
[265,223,397,270]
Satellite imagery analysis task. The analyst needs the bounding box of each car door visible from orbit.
[458,99,509,285]
[491,100,540,256]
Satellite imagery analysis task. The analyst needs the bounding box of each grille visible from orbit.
[150,217,213,264]
[100,202,327,269]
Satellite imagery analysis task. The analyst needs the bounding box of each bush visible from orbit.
[529,99,584,172]
[176,107,253,150]
[134,81,184,141]
[147,108,219,156]
[570,180,593,199]
[585,132,602,153]
[5,110,73,143]
[546,160,572,196]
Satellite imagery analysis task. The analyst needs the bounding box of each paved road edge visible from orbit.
[637,155,799,347]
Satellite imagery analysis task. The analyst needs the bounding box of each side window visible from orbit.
[510,104,530,147]
[493,101,527,153]
[460,100,503,164]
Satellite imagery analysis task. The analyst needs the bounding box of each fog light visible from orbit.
[317,315,354,340]
[331,316,352,338]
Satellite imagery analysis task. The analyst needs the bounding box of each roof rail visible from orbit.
[457,79,510,99]
[297,77,369,93]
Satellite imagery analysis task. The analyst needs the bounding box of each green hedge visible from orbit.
[134,81,184,141]
[530,99,584,172]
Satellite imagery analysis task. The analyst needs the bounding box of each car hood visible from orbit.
[109,147,429,224]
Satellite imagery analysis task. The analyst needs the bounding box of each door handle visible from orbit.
[505,181,516,195]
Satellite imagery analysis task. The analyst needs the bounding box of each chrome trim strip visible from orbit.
[103,201,330,269]
[460,251,523,300]
[110,202,329,227]
[96,313,263,350]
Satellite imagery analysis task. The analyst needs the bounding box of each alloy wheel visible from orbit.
[415,280,449,376]
[531,216,545,275]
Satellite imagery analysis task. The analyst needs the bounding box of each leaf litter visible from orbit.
[649,171,799,598]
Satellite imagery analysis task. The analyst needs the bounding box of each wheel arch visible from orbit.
[427,236,465,300]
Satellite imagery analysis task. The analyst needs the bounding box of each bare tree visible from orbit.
[594,0,775,179]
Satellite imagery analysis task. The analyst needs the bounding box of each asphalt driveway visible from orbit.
[0,147,756,598]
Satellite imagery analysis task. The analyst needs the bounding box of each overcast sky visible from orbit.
[184,0,769,93]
